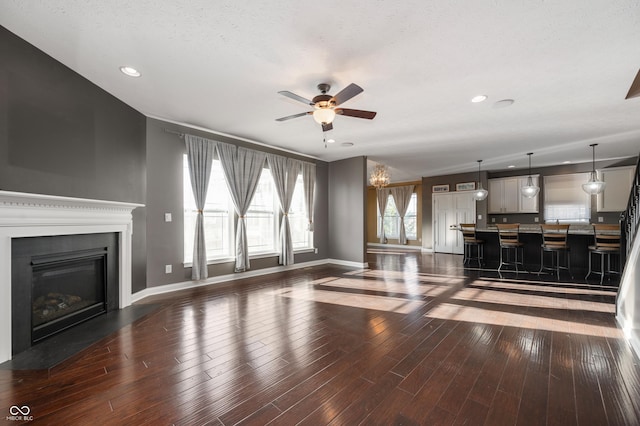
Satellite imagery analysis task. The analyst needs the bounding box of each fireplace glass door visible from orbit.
[31,250,107,343]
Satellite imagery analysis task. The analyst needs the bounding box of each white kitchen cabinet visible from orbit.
[596,166,635,212]
[488,175,539,214]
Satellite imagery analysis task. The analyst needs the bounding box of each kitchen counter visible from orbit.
[468,224,620,235]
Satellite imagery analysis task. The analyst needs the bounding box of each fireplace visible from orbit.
[11,233,119,354]
[0,190,143,363]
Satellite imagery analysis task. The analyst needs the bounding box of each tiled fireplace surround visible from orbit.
[0,191,142,363]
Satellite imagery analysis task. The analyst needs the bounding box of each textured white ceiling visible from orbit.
[2,0,639,182]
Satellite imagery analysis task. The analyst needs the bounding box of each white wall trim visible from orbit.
[132,258,366,303]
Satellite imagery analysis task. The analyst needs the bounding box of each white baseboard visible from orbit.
[617,313,640,361]
[131,258,366,303]
[367,243,423,251]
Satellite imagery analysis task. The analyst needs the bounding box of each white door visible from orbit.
[433,192,476,254]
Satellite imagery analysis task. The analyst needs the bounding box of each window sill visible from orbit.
[183,247,316,268]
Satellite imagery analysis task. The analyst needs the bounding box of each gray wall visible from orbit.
[0,25,148,292]
[145,118,329,287]
[328,156,367,263]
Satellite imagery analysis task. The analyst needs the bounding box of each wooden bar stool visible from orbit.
[496,223,525,274]
[586,224,621,285]
[537,224,572,280]
[460,223,484,267]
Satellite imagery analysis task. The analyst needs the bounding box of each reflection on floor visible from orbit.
[0,249,635,425]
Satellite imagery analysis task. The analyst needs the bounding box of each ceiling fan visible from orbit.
[276,83,377,132]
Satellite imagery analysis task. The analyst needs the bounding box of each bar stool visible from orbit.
[586,224,621,285]
[538,224,572,280]
[460,223,484,267]
[496,223,525,274]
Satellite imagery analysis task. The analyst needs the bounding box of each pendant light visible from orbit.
[473,160,489,201]
[520,152,540,198]
[582,143,606,195]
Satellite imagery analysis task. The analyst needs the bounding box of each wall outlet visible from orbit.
[165,264,172,274]
[314,248,318,254]
[491,218,496,223]
[477,214,482,220]
[164,213,172,222]
[502,217,507,223]
[598,216,604,223]
[534,217,539,223]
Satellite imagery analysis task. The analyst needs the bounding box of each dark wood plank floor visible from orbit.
[1,251,638,425]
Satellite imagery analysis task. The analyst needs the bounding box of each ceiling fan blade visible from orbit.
[322,122,333,132]
[278,90,314,105]
[336,108,377,119]
[332,83,364,106]
[275,111,312,122]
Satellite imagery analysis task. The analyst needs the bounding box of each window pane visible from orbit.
[544,173,591,223]
[290,174,312,249]
[405,193,417,240]
[246,169,277,254]
[183,155,233,263]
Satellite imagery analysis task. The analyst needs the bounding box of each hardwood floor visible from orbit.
[1,251,638,425]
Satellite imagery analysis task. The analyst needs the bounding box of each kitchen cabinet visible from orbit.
[488,175,539,214]
[596,166,635,212]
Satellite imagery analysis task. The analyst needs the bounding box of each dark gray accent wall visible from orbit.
[328,156,367,263]
[145,118,329,287]
[0,26,147,292]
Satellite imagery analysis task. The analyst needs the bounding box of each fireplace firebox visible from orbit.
[12,233,119,355]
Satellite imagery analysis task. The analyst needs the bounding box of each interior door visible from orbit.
[433,192,476,254]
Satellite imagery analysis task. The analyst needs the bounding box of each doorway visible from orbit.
[433,192,476,254]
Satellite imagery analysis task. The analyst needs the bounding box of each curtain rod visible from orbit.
[163,128,184,138]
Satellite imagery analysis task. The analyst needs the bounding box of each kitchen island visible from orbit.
[473,224,621,279]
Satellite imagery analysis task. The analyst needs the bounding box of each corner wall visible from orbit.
[328,157,367,263]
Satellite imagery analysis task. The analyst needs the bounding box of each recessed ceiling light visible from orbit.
[471,95,488,103]
[120,66,141,77]
[327,139,335,144]
[507,165,515,168]
[563,160,571,164]
[493,99,515,108]
[341,142,354,147]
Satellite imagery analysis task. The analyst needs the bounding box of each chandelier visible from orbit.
[369,164,391,188]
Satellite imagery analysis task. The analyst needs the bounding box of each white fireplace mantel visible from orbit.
[0,190,144,363]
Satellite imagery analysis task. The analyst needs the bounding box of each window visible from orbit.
[245,169,278,254]
[289,174,312,249]
[183,156,234,263]
[183,154,313,264]
[377,192,418,240]
[544,173,591,223]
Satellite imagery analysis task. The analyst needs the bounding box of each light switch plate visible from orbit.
[477,214,482,220]
[165,213,172,222]
[165,264,172,274]
[598,216,604,223]
[534,217,539,223]
[502,217,507,223]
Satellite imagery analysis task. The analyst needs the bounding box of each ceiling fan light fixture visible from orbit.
[312,108,336,124]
